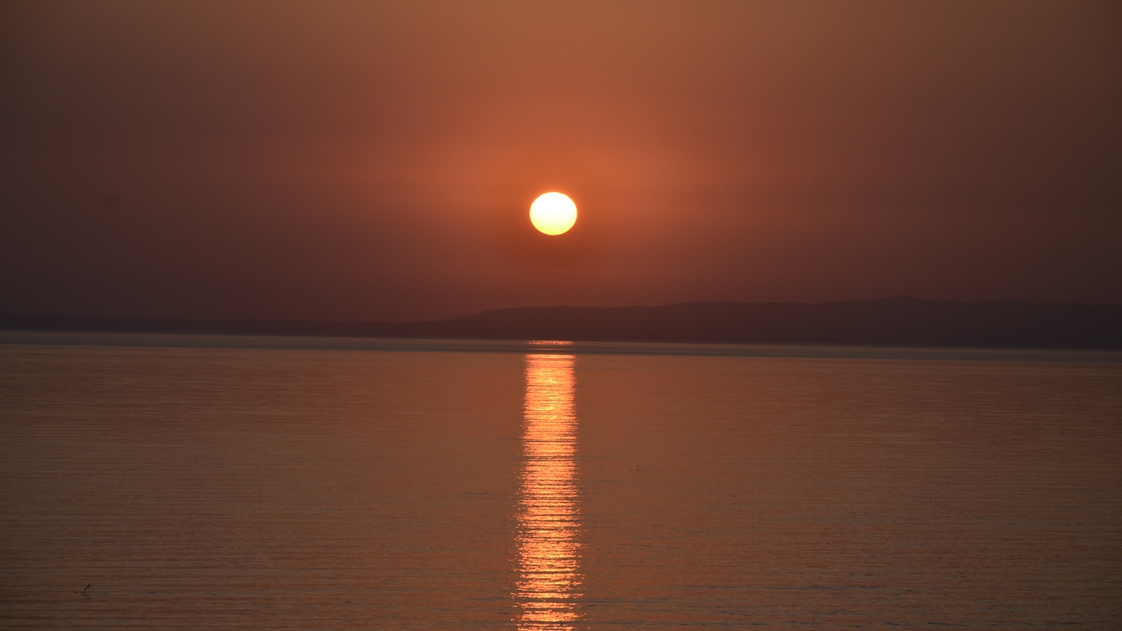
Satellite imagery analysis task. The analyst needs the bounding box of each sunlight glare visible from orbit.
[515,352,582,629]
[529,193,577,236]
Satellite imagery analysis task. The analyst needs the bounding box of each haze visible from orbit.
[1,1,1119,321]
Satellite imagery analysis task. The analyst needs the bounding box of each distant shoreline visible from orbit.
[4,330,1122,364]
[3,297,1121,349]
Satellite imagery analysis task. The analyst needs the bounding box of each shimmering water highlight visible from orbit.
[515,353,582,629]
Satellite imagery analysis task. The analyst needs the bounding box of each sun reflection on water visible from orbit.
[515,353,582,630]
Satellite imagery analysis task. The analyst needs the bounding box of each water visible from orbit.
[1,333,1120,629]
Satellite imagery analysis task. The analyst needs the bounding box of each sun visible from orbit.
[529,192,577,236]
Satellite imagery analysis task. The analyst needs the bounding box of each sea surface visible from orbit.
[1,332,1120,629]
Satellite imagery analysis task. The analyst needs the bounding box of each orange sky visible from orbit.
[1,1,1119,320]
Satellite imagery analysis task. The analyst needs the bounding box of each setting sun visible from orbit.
[529,192,577,236]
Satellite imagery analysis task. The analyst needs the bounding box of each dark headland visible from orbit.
[3,297,1120,348]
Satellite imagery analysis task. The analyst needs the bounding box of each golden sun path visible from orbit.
[515,353,582,630]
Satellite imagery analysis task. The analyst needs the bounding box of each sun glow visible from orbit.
[529,192,577,235]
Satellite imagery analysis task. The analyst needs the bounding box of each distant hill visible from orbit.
[3,297,1121,348]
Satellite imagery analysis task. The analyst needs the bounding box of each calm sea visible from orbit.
[1,332,1120,629]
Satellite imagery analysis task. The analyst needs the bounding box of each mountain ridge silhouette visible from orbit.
[3,297,1120,348]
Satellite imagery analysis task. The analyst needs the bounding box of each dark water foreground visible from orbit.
[1,333,1120,629]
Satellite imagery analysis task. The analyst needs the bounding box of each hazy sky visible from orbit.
[2,1,1119,321]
